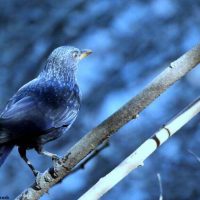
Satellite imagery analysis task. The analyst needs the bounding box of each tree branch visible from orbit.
[188,149,200,163]
[16,44,200,200]
[157,173,163,200]
[78,97,200,200]
[71,140,110,174]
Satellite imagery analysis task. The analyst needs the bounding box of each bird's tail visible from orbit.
[0,144,14,167]
[0,118,14,167]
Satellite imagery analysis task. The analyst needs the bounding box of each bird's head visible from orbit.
[45,46,92,73]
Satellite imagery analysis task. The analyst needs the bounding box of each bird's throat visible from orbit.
[40,63,77,87]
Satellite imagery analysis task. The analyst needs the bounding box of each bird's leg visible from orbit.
[35,145,61,178]
[35,145,60,161]
[18,146,39,177]
[18,147,47,190]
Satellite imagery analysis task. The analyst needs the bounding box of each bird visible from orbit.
[0,46,92,177]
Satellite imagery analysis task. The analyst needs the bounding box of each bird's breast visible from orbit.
[37,83,78,107]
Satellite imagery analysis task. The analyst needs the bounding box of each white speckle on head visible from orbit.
[41,46,81,85]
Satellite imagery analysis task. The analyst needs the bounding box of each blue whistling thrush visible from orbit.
[0,46,92,176]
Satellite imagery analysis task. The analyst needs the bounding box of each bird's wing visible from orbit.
[0,81,80,143]
[53,105,79,128]
[44,87,80,132]
[0,96,46,143]
[1,96,38,119]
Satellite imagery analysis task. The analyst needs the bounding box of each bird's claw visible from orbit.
[33,171,43,190]
[51,155,62,178]
[52,154,62,167]
[51,154,60,161]
[48,167,59,179]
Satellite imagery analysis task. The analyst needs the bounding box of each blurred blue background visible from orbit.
[0,0,200,199]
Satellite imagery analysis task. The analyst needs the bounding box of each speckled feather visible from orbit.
[0,46,81,149]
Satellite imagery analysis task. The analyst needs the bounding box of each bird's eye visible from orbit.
[72,51,79,58]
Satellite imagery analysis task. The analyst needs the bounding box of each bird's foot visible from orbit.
[51,154,71,177]
[51,154,62,168]
[51,154,61,162]
[51,155,62,178]
[33,171,43,190]
[48,167,59,179]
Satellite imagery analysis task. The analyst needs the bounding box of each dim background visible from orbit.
[0,0,200,199]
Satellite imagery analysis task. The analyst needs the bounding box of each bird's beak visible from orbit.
[79,49,92,60]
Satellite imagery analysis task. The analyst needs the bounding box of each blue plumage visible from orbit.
[0,46,91,175]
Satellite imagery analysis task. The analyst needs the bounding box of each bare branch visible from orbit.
[16,44,200,199]
[78,97,200,200]
[188,150,200,163]
[157,173,163,200]
[71,140,110,174]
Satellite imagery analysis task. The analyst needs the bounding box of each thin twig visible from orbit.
[71,140,110,174]
[157,173,163,200]
[188,150,200,163]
